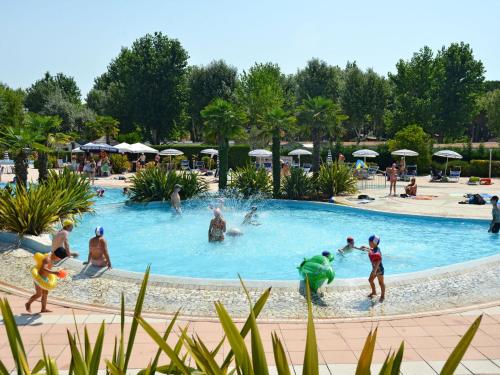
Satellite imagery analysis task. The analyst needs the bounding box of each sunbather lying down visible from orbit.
[459,194,487,205]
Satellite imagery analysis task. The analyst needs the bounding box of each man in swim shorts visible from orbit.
[25,255,59,313]
[489,195,500,234]
[51,219,78,261]
[87,226,112,269]
[171,184,182,213]
[209,208,226,242]
[366,234,385,302]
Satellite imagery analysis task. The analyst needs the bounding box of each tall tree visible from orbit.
[341,62,367,142]
[187,60,237,141]
[89,32,189,143]
[25,72,81,113]
[295,59,343,103]
[201,99,247,189]
[298,97,346,174]
[477,90,500,139]
[433,42,485,141]
[363,69,390,138]
[0,83,25,129]
[258,108,296,197]
[388,46,436,136]
[237,62,285,126]
[41,90,95,133]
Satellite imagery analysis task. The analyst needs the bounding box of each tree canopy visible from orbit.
[87,32,189,143]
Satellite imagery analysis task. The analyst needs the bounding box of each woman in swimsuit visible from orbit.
[209,208,226,242]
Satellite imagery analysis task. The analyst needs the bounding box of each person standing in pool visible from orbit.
[488,195,500,234]
[171,184,182,213]
[365,235,385,302]
[87,226,112,269]
[209,208,226,242]
[51,220,78,261]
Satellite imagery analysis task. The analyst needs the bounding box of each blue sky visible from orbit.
[1,0,498,96]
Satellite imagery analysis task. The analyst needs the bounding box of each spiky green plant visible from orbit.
[317,161,358,197]
[0,169,94,235]
[129,168,208,202]
[281,167,313,200]
[229,164,272,198]
[0,269,484,375]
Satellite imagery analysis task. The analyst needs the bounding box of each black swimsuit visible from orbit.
[53,247,67,259]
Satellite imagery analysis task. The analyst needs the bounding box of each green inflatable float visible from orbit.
[298,251,335,292]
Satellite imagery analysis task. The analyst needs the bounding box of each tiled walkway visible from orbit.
[1,291,500,374]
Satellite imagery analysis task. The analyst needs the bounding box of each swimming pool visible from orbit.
[65,187,499,280]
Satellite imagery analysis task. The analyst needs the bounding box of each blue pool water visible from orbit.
[65,187,499,280]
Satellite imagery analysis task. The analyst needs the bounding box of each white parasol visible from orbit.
[288,149,312,166]
[352,149,379,164]
[433,150,462,176]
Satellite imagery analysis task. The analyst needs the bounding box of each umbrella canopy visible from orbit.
[433,150,462,159]
[352,149,379,158]
[327,150,333,165]
[248,149,272,157]
[159,148,184,156]
[288,149,312,156]
[391,149,419,157]
[80,143,119,153]
[288,149,311,167]
[129,143,158,154]
[71,147,84,153]
[352,149,379,164]
[433,150,463,177]
[114,142,133,153]
[201,148,218,156]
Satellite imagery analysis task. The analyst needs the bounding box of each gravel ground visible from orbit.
[2,244,500,319]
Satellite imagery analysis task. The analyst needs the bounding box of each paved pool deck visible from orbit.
[1,289,500,374]
[1,168,499,373]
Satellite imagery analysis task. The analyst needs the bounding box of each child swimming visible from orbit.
[338,236,364,255]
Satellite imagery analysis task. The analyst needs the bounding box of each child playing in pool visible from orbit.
[338,236,364,255]
[25,255,60,313]
[365,234,385,302]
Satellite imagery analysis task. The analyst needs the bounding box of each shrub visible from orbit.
[229,164,272,198]
[109,154,131,174]
[0,169,94,235]
[317,162,357,196]
[129,168,208,202]
[0,268,483,374]
[281,168,313,200]
[470,159,500,177]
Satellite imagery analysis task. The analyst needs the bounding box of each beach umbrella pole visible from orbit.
[445,157,449,177]
[489,149,492,179]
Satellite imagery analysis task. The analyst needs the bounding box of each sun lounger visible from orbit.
[448,167,461,182]
[180,159,191,171]
[302,163,312,173]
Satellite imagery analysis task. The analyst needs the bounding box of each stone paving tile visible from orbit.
[326,363,357,374]
[427,361,472,374]
[461,359,500,374]
[400,361,438,374]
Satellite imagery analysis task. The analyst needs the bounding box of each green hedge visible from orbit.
[152,144,251,169]
[431,159,500,177]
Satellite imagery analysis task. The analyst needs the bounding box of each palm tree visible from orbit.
[298,96,347,174]
[26,113,72,182]
[87,116,120,144]
[0,126,46,186]
[201,99,247,189]
[258,107,296,198]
